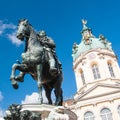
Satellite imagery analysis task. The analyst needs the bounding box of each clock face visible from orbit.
[88,53,96,60]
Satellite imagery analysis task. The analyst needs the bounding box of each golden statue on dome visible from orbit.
[82,19,87,26]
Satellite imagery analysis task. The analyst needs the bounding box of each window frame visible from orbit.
[91,64,101,80]
[108,63,115,77]
[100,108,113,120]
[84,111,95,120]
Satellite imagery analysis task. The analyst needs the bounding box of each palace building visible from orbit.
[65,20,120,120]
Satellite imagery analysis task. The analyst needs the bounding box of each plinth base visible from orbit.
[21,103,77,120]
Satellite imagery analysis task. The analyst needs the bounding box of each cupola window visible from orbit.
[79,69,85,85]
[91,64,101,80]
[108,63,115,77]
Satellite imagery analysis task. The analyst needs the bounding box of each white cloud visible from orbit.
[21,91,48,104]
[0,31,3,35]
[0,20,22,46]
[0,92,3,102]
[0,117,4,120]
[0,20,16,34]
[0,109,4,120]
[7,32,22,46]
[0,92,4,120]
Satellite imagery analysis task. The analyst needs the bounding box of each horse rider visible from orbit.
[37,30,61,75]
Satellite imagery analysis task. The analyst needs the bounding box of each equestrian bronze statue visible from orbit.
[10,19,63,106]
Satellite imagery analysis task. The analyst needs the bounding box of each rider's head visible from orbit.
[38,30,46,37]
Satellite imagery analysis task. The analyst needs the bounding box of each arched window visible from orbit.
[79,69,85,85]
[91,64,101,79]
[118,105,120,117]
[108,63,115,77]
[100,108,113,120]
[84,111,95,120]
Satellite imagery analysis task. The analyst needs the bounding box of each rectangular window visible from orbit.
[92,64,101,80]
[101,113,113,120]
[108,64,115,77]
[81,72,85,85]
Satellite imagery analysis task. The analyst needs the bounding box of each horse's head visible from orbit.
[16,19,30,40]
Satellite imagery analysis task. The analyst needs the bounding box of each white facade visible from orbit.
[73,49,120,92]
[67,20,120,120]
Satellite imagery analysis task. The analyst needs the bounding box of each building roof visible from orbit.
[72,20,112,61]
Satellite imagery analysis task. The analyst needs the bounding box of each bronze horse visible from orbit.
[10,19,63,105]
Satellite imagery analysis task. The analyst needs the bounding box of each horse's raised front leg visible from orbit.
[15,72,25,82]
[36,64,43,104]
[10,63,19,89]
[10,63,26,89]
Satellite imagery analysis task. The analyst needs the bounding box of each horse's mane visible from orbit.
[18,19,33,27]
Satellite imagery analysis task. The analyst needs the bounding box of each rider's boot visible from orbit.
[49,59,57,76]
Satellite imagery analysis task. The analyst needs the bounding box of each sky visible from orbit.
[0,0,120,118]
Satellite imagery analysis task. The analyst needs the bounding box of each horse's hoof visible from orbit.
[15,76,24,82]
[12,83,19,89]
[10,77,18,89]
[10,76,15,81]
[55,101,62,106]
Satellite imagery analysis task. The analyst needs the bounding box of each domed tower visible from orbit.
[70,20,120,120]
[72,20,120,92]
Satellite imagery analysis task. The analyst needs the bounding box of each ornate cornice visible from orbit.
[73,48,115,70]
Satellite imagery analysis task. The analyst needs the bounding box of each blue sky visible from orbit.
[0,0,120,118]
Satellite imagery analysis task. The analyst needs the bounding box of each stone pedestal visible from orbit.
[21,104,77,120]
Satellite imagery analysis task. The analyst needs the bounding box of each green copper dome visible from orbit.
[72,20,112,61]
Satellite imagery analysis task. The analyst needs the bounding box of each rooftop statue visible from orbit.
[72,19,112,61]
[10,19,63,106]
